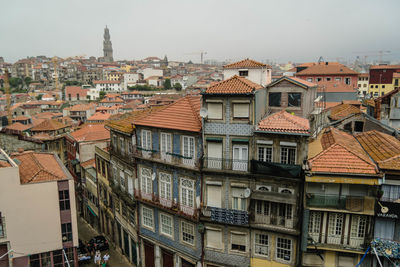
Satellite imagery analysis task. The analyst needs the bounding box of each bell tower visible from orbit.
[103,26,114,62]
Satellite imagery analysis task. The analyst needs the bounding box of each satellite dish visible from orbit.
[200,107,208,118]
[244,188,251,198]
[381,206,389,214]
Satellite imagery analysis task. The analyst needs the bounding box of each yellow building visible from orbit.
[106,71,124,81]
[368,65,400,97]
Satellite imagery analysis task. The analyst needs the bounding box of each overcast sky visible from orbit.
[1,0,400,63]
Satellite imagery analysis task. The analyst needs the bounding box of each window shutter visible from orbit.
[208,103,223,119]
[233,103,249,118]
[127,174,133,196]
[206,229,222,248]
[207,185,222,208]
[207,142,222,159]
[231,232,246,246]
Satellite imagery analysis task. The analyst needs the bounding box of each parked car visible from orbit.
[88,235,109,251]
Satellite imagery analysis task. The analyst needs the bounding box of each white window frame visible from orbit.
[350,215,367,238]
[160,132,172,153]
[182,136,195,160]
[257,145,273,163]
[126,172,133,196]
[141,130,152,150]
[280,146,296,164]
[120,137,125,155]
[142,206,154,231]
[181,220,195,246]
[140,167,152,194]
[230,231,247,253]
[159,212,173,238]
[276,237,292,263]
[180,177,195,208]
[309,211,322,234]
[119,170,125,190]
[159,172,172,201]
[254,232,269,257]
[328,213,344,237]
[232,187,247,211]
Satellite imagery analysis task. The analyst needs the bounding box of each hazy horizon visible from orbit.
[1,0,400,64]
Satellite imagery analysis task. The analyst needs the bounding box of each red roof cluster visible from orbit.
[205,75,263,94]
[70,124,110,142]
[257,110,310,134]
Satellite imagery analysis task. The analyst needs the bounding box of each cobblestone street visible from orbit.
[77,216,133,267]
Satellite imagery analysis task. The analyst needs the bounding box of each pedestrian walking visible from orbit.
[103,252,110,264]
[101,260,107,267]
[94,250,101,265]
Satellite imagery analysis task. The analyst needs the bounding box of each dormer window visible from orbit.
[239,70,248,77]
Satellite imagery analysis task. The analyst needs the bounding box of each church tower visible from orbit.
[103,26,113,62]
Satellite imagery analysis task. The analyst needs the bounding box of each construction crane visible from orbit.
[352,50,391,64]
[52,57,59,100]
[184,51,207,64]
[3,70,12,125]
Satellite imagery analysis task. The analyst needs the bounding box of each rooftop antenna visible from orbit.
[318,56,324,63]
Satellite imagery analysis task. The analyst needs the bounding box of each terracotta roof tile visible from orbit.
[87,112,112,121]
[65,86,88,97]
[70,124,110,142]
[257,110,310,134]
[81,158,95,168]
[69,103,96,112]
[6,122,32,132]
[317,81,358,93]
[268,76,317,88]
[309,128,378,174]
[105,108,158,133]
[223,58,271,69]
[295,62,358,75]
[329,104,362,120]
[30,119,68,132]
[12,152,68,184]
[356,130,400,170]
[93,80,120,84]
[134,95,202,132]
[205,75,263,94]
[370,65,400,70]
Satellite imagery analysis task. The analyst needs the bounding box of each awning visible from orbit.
[206,137,223,142]
[87,205,97,217]
[231,138,249,143]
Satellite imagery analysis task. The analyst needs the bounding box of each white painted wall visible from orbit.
[140,68,163,80]
[123,73,139,90]
[223,67,272,86]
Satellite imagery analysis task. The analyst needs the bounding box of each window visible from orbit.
[232,187,246,211]
[370,85,373,88]
[141,130,152,150]
[180,178,194,208]
[307,78,313,82]
[316,77,322,82]
[279,203,293,220]
[288,93,301,107]
[160,213,173,237]
[119,170,125,190]
[276,237,292,262]
[326,77,331,81]
[231,232,246,252]
[335,77,341,81]
[112,135,117,150]
[328,213,344,236]
[258,145,272,162]
[382,85,385,89]
[309,211,322,234]
[269,92,281,107]
[381,185,400,201]
[375,85,378,88]
[140,167,152,194]
[280,146,296,164]
[239,70,248,77]
[207,102,223,120]
[120,137,125,155]
[395,79,399,86]
[255,233,269,256]
[160,132,172,153]
[256,200,270,216]
[59,190,70,210]
[354,121,364,132]
[159,172,172,200]
[182,136,195,160]
[351,215,367,238]
[181,221,195,245]
[207,184,222,208]
[206,228,222,249]
[233,103,249,119]
[61,223,72,242]
[345,77,351,85]
[142,206,154,229]
[127,173,133,196]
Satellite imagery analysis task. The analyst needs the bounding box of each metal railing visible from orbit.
[209,207,248,225]
[204,157,250,172]
[135,148,199,169]
[306,194,346,209]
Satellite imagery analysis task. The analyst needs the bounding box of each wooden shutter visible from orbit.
[206,229,222,249]
[207,185,222,208]
[233,103,249,118]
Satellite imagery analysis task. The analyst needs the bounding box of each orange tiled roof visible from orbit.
[69,103,96,112]
[370,65,400,70]
[268,76,317,88]
[30,119,67,132]
[105,108,159,133]
[93,80,120,84]
[81,158,95,168]
[309,128,378,174]
[70,124,110,142]
[13,115,30,121]
[6,122,32,132]
[295,62,358,75]
[329,104,362,120]
[134,95,202,132]
[12,152,68,184]
[257,110,310,134]
[356,130,400,170]
[324,102,341,109]
[317,82,357,93]
[205,75,263,94]
[223,58,270,69]
[87,112,112,121]
[65,86,88,97]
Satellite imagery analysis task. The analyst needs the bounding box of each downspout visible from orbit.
[200,117,205,267]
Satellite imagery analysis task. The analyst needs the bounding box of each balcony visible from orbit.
[306,194,375,214]
[206,207,248,225]
[135,148,199,170]
[251,160,302,178]
[253,214,294,228]
[371,238,400,259]
[204,157,250,172]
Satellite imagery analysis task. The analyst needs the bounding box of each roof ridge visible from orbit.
[281,111,308,129]
[187,96,201,124]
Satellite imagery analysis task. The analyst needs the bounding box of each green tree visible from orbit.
[9,77,22,89]
[24,76,32,87]
[173,83,182,91]
[36,94,43,100]
[164,78,171,90]
[99,91,106,100]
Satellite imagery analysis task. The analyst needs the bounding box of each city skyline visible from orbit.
[1,0,400,63]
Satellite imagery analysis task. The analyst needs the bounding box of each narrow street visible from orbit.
[77,216,133,267]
